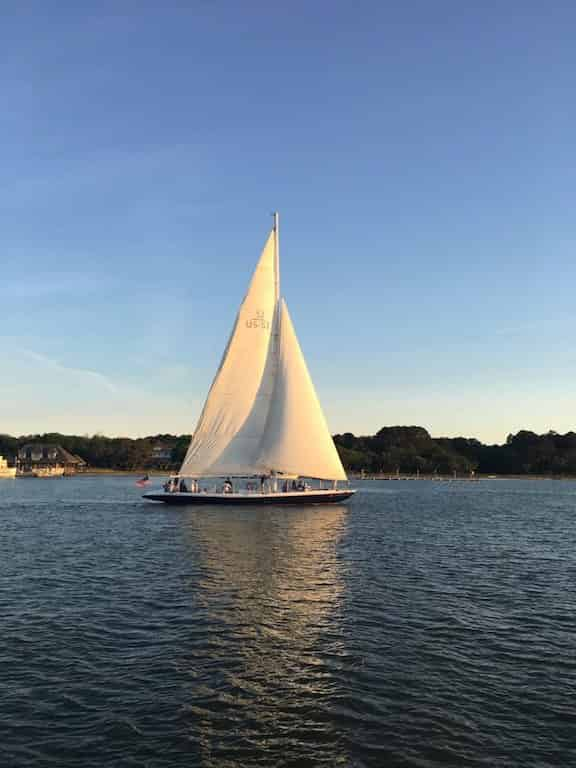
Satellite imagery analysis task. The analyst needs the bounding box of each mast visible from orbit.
[270,211,281,484]
[273,211,280,301]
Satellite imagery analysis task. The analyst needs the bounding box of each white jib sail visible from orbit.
[179,230,278,477]
[256,299,348,481]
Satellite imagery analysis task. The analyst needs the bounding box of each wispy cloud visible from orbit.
[0,334,203,436]
[2,273,102,300]
[20,348,117,393]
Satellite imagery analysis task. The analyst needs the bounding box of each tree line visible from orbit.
[2,427,576,475]
[334,427,576,476]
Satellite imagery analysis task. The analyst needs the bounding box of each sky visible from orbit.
[1,0,575,444]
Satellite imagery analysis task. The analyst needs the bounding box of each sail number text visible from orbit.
[246,310,270,330]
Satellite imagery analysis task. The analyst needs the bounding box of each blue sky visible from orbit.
[1,1,575,443]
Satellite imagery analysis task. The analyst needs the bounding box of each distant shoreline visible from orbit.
[352,473,576,481]
[82,469,168,476]
[75,470,576,481]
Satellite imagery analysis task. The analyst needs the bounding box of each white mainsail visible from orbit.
[179,230,277,477]
[179,217,347,482]
[256,299,347,481]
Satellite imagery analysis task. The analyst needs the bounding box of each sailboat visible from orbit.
[144,214,355,505]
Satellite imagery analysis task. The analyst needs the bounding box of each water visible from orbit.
[2,476,576,767]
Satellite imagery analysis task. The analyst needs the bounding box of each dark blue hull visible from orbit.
[143,490,355,505]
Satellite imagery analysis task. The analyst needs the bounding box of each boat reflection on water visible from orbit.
[177,504,350,766]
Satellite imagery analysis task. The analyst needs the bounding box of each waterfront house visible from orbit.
[17,444,87,476]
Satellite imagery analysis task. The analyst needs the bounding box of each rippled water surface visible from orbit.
[2,476,576,767]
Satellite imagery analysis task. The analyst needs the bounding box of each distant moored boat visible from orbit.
[0,456,16,478]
